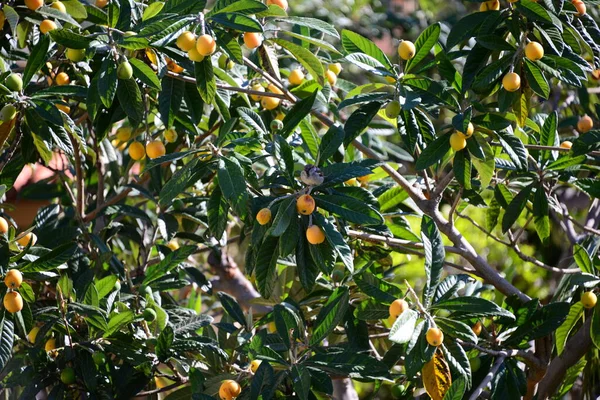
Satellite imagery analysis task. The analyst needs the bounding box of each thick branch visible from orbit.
[536,318,592,399]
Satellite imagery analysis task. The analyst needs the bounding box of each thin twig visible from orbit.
[468,356,506,400]
[457,340,544,370]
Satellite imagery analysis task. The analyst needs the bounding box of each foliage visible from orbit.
[0,0,599,398]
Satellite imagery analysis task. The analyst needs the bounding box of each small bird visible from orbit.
[300,165,324,186]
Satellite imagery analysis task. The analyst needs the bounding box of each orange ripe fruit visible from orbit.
[188,48,205,62]
[4,270,23,289]
[326,70,337,86]
[146,140,166,159]
[17,232,37,247]
[296,194,315,215]
[450,133,467,151]
[176,31,197,51]
[55,72,70,86]
[525,42,544,61]
[480,0,500,10]
[267,83,284,95]
[40,20,57,34]
[0,217,9,234]
[592,70,600,80]
[288,69,305,86]
[306,225,325,245]
[95,0,108,7]
[577,115,593,133]
[572,0,586,16]
[266,0,288,10]
[457,122,474,138]
[388,299,409,318]
[56,104,70,114]
[582,291,597,309]
[398,41,416,60]
[426,327,444,346]
[250,84,265,101]
[472,321,482,336]
[25,0,44,10]
[196,34,217,56]
[129,141,146,160]
[261,96,280,110]
[250,360,262,374]
[50,1,66,12]
[256,208,272,225]
[328,63,342,75]
[243,32,263,49]
[219,380,242,400]
[3,292,23,313]
[45,338,57,352]
[502,72,521,92]
[560,141,572,149]
[166,240,179,251]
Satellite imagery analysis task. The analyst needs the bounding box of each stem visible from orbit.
[468,356,506,400]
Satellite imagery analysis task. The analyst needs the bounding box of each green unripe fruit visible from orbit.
[0,105,17,122]
[173,199,185,211]
[218,54,234,70]
[142,285,153,296]
[92,352,106,365]
[331,269,344,282]
[143,308,157,322]
[66,48,86,63]
[117,61,133,80]
[391,384,406,399]
[5,73,23,92]
[385,100,401,119]
[114,281,121,291]
[123,31,137,37]
[469,357,481,372]
[270,119,284,131]
[60,367,76,385]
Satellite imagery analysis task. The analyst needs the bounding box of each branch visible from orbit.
[536,318,592,399]
[457,339,544,370]
[468,356,505,400]
[66,130,85,220]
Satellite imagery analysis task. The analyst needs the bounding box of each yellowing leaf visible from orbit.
[0,11,5,30]
[422,351,452,400]
[0,118,16,150]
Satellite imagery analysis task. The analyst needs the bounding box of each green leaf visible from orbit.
[453,150,472,190]
[405,23,441,73]
[156,325,174,361]
[38,5,81,26]
[209,12,263,32]
[341,30,393,70]
[306,351,391,380]
[98,56,118,108]
[143,245,198,284]
[2,6,19,34]
[318,124,344,163]
[271,38,325,86]
[310,286,349,345]
[572,130,600,156]
[159,158,202,206]
[0,314,14,371]
[422,215,445,307]
[207,187,230,239]
[280,90,318,138]
[117,78,143,124]
[314,213,354,273]
[159,76,185,128]
[388,309,418,344]
[255,236,279,298]
[195,58,216,104]
[143,1,164,20]
[275,16,339,38]
[291,365,311,400]
[501,184,532,233]
[533,185,550,241]
[104,310,135,337]
[218,157,249,218]
[237,107,268,136]
[269,197,296,237]
[443,377,467,400]
[516,0,552,23]
[354,272,401,302]
[556,302,583,354]
[573,244,593,274]
[416,134,451,170]
[218,292,247,328]
[129,58,161,90]
[209,0,267,15]
[524,59,550,99]
[314,194,383,225]
[435,317,478,344]
[575,178,600,198]
[431,297,515,321]
[49,29,92,49]
[23,35,50,87]
[506,302,570,345]
[96,275,118,300]
[496,129,528,170]
[540,111,559,162]
[21,243,77,272]
[343,101,381,147]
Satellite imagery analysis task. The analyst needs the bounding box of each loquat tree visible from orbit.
[0,0,599,398]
